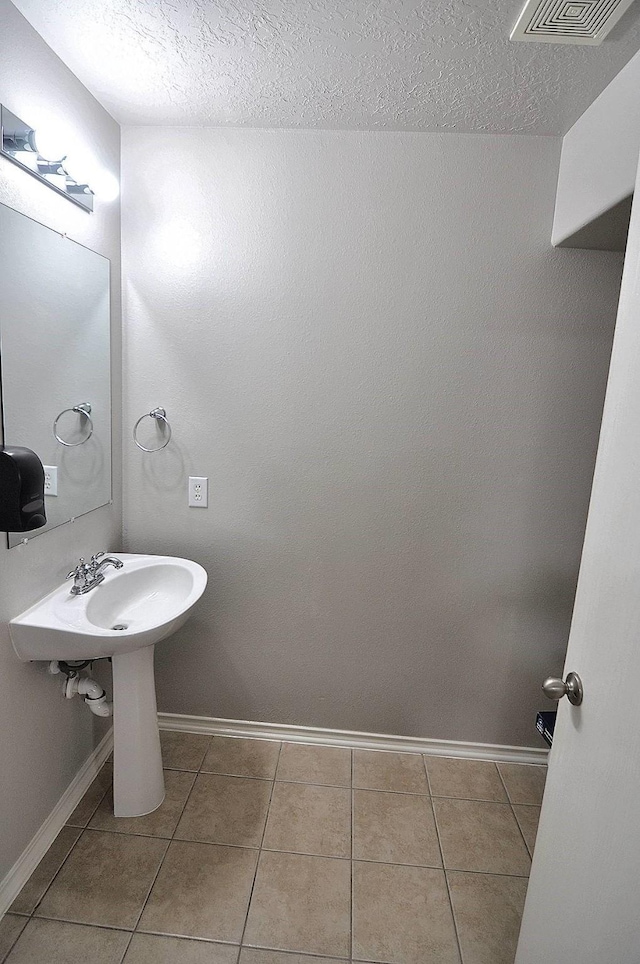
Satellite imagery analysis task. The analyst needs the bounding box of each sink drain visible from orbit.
[112,623,128,631]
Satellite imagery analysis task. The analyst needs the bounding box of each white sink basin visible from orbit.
[10,552,207,819]
[10,553,207,661]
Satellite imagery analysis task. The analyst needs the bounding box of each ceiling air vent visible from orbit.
[511,0,638,44]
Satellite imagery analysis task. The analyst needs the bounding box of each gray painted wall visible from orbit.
[0,0,121,880]
[122,127,622,747]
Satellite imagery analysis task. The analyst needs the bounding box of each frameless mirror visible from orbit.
[0,203,111,547]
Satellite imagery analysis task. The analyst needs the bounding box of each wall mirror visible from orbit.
[0,203,111,547]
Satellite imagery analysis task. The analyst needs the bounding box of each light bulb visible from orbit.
[34,126,67,163]
[92,169,119,203]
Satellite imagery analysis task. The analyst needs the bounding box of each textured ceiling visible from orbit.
[11,0,640,134]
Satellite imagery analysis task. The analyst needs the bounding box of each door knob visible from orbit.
[542,671,583,706]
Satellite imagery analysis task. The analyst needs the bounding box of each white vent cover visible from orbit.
[511,0,638,44]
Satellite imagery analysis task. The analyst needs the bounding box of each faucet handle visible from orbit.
[66,557,86,579]
[89,551,106,567]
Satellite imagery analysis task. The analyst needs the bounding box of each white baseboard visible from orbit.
[0,727,113,917]
[158,713,548,766]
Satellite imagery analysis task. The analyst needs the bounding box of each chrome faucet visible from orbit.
[67,551,124,595]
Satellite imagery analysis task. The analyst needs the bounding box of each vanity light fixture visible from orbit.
[0,104,94,212]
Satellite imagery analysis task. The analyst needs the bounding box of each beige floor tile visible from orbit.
[123,933,238,963]
[448,871,528,964]
[426,757,507,802]
[240,951,347,964]
[276,743,351,787]
[36,830,167,929]
[139,840,257,943]
[89,769,195,838]
[353,750,428,794]
[202,737,281,779]
[244,851,350,958]
[0,916,27,964]
[513,805,541,856]
[352,861,460,964]
[10,826,81,915]
[5,918,130,964]
[434,799,531,876]
[497,765,546,806]
[160,731,211,771]
[175,773,272,847]
[66,763,112,828]
[263,783,350,858]
[353,789,441,867]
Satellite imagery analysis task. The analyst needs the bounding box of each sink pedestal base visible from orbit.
[112,645,165,817]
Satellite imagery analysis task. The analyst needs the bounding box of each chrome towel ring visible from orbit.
[133,407,172,452]
[53,402,93,447]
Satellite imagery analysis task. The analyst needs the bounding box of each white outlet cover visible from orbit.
[188,476,208,508]
[43,465,58,496]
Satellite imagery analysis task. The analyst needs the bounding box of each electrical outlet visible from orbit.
[188,476,208,507]
[43,465,58,496]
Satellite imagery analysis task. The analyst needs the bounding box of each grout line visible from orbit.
[0,916,28,964]
[429,792,512,804]
[159,836,262,850]
[495,766,533,863]
[65,788,112,831]
[161,767,203,774]
[130,926,241,947]
[195,734,214,774]
[29,914,134,933]
[117,930,135,964]
[242,945,350,961]
[217,856,525,880]
[424,756,464,964]
[10,825,82,919]
[273,778,353,790]
[123,931,244,964]
[495,765,515,806]
[444,868,532,880]
[512,809,536,861]
[129,837,171,933]
[194,772,275,784]
[260,846,350,860]
[29,813,103,921]
[350,856,443,870]
[238,741,283,949]
[242,944,350,961]
[129,760,200,934]
[348,784,430,796]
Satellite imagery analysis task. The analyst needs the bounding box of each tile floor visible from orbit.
[0,734,546,964]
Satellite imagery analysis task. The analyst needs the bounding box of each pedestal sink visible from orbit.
[9,553,207,817]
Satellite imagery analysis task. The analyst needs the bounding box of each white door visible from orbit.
[515,160,640,963]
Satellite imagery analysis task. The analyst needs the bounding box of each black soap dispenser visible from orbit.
[0,445,47,532]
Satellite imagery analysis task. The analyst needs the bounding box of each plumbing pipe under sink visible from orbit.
[49,660,113,718]
[64,672,113,717]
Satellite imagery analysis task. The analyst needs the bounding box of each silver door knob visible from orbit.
[542,671,583,706]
